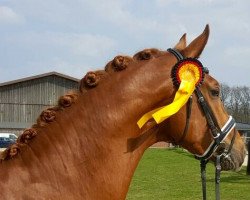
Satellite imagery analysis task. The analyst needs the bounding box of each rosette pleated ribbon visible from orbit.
[137,60,203,129]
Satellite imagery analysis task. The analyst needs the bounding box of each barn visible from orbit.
[0,72,79,134]
[237,123,250,143]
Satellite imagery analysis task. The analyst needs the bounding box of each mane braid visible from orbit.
[0,48,164,161]
[0,91,80,161]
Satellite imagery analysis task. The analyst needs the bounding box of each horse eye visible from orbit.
[211,89,220,97]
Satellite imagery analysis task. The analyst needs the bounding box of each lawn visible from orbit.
[126,148,250,200]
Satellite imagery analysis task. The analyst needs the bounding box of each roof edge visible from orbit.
[0,71,80,86]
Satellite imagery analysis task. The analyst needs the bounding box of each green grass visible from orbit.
[126,148,250,200]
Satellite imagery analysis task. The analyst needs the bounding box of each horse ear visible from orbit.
[182,24,210,58]
[174,33,187,51]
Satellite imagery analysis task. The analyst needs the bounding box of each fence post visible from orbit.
[247,141,250,175]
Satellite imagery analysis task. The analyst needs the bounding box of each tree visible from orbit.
[247,141,250,175]
[220,83,231,106]
[220,84,250,123]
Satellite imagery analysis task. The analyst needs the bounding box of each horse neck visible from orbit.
[0,93,159,200]
[1,57,175,199]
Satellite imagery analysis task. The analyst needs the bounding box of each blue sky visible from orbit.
[0,0,249,86]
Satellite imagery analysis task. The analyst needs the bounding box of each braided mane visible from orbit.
[0,48,165,161]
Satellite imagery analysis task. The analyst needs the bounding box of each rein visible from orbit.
[167,48,237,200]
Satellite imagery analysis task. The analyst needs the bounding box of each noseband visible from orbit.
[167,48,237,200]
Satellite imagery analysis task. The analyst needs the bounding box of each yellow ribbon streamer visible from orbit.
[137,62,200,129]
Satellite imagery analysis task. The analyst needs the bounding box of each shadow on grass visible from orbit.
[205,168,250,184]
[166,147,195,159]
[167,148,250,184]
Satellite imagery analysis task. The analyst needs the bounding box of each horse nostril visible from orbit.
[216,143,226,154]
[220,142,226,148]
[217,148,224,154]
[220,155,236,171]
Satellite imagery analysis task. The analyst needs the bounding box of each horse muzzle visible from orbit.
[220,154,236,171]
[216,144,246,171]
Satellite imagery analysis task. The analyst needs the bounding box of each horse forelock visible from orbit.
[0,48,166,161]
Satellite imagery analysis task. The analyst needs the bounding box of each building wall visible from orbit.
[0,75,78,133]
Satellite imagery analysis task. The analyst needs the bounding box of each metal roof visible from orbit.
[0,71,79,87]
[236,123,250,131]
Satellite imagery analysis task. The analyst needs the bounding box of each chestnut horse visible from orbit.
[0,25,246,200]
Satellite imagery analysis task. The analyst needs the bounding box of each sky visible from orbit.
[0,0,249,86]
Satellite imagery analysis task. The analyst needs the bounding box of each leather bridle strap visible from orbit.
[167,48,236,160]
[214,128,237,200]
[167,48,184,60]
[200,159,208,200]
[167,48,237,200]
[167,48,192,145]
[194,87,236,200]
[195,87,221,139]
[195,115,236,160]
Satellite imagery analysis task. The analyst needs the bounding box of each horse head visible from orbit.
[135,25,246,171]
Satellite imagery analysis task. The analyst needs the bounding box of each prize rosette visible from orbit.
[137,58,206,129]
[172,58,205,88]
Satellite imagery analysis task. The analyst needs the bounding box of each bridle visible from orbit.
[167,48,237,200]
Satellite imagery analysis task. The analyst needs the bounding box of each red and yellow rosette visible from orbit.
[137,58,205,128]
